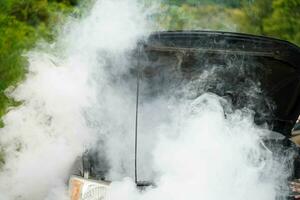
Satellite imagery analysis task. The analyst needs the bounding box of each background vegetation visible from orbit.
[0,0,81,127]
[0,0,299,165]
[158,0,300,45]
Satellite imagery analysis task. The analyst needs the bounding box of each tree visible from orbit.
[264,0,300,45]
[236,0,273,35]
[0,0,78,127]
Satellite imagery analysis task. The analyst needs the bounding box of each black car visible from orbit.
[68,31,300,200]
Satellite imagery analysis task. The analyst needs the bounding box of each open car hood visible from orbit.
[68,32,300,197]
[141,31,300,136]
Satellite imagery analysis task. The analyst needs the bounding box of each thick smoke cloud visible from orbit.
[0,0,293,200]
[0,0,148,199]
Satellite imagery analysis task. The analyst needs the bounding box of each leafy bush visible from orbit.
[0,0,79,128]
[263,0,300,45]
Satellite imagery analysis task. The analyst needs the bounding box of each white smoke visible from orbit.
[103,86,290,200]
[0,0,148,199]
[0,0,292,200]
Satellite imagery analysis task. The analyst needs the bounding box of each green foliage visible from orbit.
[158,0,300,46]
[0,0,81,168]
[0,0,79,127]
[0,14,35,126]
[263,0,300,45]
[238,0,273,34]
[234,0,300,45]
[156,4,239,31]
